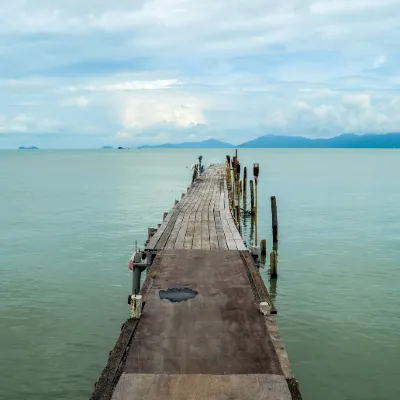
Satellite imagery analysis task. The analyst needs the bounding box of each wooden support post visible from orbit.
[227,158,235,213]
[271,196,278,245]
[270,250,277,278]
[198,156,203,175]
[236,162,241,225]
[243,167,247,208]
[260,239,267,256]
[192,164,198,182]
[239,180,242,200]
[255,179,258,217]
[250,180,255,215]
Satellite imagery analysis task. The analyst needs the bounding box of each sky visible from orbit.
[1,0,400,148]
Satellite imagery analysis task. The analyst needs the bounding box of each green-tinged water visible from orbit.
[0,149,399,400]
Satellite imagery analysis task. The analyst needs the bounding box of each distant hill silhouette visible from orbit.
[239,133,400,148]
[138,138,233,149]
[139,133,400,149]
[18,146,39,150]
[102,146,114,149]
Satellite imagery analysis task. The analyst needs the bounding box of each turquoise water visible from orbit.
[0,149,399,400]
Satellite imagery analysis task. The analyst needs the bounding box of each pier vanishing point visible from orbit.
[91,156,302,400]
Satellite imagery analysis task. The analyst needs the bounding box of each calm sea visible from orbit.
[0,149,399,400]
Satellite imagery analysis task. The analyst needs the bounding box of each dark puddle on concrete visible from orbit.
[159,288,198,302]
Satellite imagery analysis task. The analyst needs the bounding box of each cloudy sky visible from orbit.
[1,0,400,148]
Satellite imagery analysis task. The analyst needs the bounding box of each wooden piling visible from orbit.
[243,167,247,208]
[271,196,278,245]
[192,164,198,182]
[236,162,241,225]
[270,250,277,278]
[260,239,267,256]
[226,158,235,212]
[250,180,255,215]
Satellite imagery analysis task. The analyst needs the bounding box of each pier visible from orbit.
[91,161,302,400]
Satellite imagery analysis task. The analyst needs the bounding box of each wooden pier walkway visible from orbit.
[146,166,246,251]
[91,164,302,400]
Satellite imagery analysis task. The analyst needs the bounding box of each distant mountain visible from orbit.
[239,133,400,148]
[138,138,233,149]
[139,133,400,149]
[19,146,39,150]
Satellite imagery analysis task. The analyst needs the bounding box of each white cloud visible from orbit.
[271,94,400,136]
[309,0,391,15]
[63,96,90,108]
[342,94,371,110]
[373,56,386,69]
[116,131,129,138]
[0,114,63,133]
[121,95,206,129]
[69,79,180,92]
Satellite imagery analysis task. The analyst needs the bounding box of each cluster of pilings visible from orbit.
[192,155,204,182]
[225,150,279,279]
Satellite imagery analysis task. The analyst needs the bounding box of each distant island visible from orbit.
[138,133,400,149]
[19,146,39,150]
[102,146,114,149]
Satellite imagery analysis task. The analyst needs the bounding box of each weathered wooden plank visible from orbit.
[147,167,214,250]
[201,220,210,250]
[174,215,190,249]
[215,215,228,250]
[190,169,216,249]
[155,211,180,249]
[208,180,219,250]
[192,221,202,249]
[183,215,195,249]
[156,175,208,250]
[164,214,184,249]
[112,374,292,400]
[184,175,211,250]
[235,240,247,251]
[172,181,202,249]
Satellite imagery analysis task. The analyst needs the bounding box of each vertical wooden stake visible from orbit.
[260,239,267,256]
[236,167,241,225]
[254,179,258,246]
[270,250,277,278]
[226,158,234,211]
[271,196,278,245]
[243,167,247,208]
[250,180,255,215]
